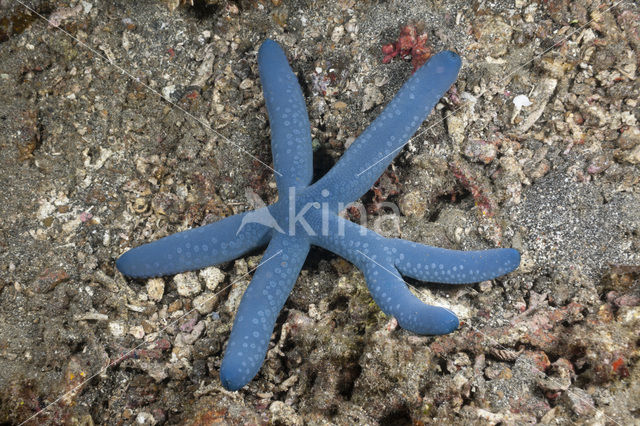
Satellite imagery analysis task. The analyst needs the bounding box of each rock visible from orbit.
[398,190,426,218]
[175,320,205,346]
[623,144,640,164]
[109,321,126,337]
[193,292,217,314]
[446,109,468,147]
[33,268,69,293]
[146,278,164,302]
[199,266,224,291]
[517,78,558,134]
[174,272,201,297]
[168,299,182,313]
[135,411,156,425]
[561,387,595,416]
[162,84,176,101]
[239,78,253,90]
[146,362,168,383]
[361,85,383,112]
[463,139,498,164]
[333,100,347,110]
[618,126,640,150]
[141,319,156,334]
[269,401,303,426]
[472,14,513,57]
[129,325,145,339]
[478,281,492,292]
[331,25,344,43]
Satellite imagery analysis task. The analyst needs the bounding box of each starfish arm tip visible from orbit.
[438,50,462,71]
[504,248,521,272]
[219,362,246,391]
[115,244,169,278]
[115,250,139,277]
[116,212,273,279]
[392,240,521,284]
[418,307,460,335]
[258,38,314,190]
[258,38,279,55]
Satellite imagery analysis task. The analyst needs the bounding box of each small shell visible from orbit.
[489,346,524,361]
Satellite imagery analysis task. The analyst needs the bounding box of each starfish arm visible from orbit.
[258,39,313,190]
[392,239,521,284]
[311,215,460,335]
[220,233,310,390]
[116,208,273,278]
[307,51,461,206]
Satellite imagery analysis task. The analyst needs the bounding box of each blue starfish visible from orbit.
[116,39,520,391]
